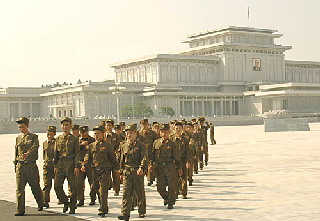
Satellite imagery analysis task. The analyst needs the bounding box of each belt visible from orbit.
[157,161,173,166]
[94,166,110,171]
[17,161,36,165]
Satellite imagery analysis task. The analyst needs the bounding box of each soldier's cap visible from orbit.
[114,124,121,130]
[120,121,126,126]
[47,125,56,132]
[186,122,194,127]
[181,118,187,123]
[210,122,213,125]
[93,125,105,132]
[198,116,206,121]
[106,119,114,125]
[152,121,159,125]
[140,119,148,124]
[193,122,199,126]
[175,121,183,127]
[79,125,89,133]
[72,124,80,130]
[191,118,197,122]
[125,123,137,131]
[16,117,29,124]
[60,117,72,124]
[100,120,106,126]
[160,123,170,130]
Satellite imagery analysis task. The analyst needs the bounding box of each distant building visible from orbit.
[1,26,320,120]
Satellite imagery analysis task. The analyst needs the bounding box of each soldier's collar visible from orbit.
[161,138,169,144]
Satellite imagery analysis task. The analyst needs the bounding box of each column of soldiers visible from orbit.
[13,116,215,220]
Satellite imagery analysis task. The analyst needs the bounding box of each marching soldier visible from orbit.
[139,119,158,186]
[118,124,148,221]
[115,124,126,143]
[54,117,80,214]
[76,126,96,206]
[210,122,217,145]
[105,119,121,196]
[14,117,43,216]
[152,122,160,137]
[149,124,182,209]
[184,122,197,186]
[194,122,205,171]
[170,122,191,199]
[198,117,210,166]
[42,126,56,208]
[120,121,126,137]
[81,125,119,217]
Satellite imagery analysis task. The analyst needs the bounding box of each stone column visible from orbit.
[192,97,195,117]
[18,99,22,117]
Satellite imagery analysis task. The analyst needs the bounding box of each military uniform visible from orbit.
[150,126,181,208]
[54,118,80,213]
[106,131,121,195]
[170,133,191,198]
[42,126,56,207]
[193,129,204,172]
[118,124,148,220]
[14,117,43,215]
[184,130,196,185]
[199,117,210,166]
[76,126,96,205]
[139,119,158,186]
[210,124,216,145]
[83,125,119,215]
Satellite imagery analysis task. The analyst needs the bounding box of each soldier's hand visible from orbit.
[54,168,58,174]
[81,141,89,146]
[178,169,183,177]
[81,166,86,173]
[137,168,144,176]
[201,146,204,152]
[74,168,80,176]
[114,170,120,176]
[186,162,191,169]
[23,153,28,160]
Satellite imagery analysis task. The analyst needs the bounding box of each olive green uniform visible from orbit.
[83,140,118,213]
[193,131,204,172]
[150,138,181,206]
[139,129,158,183]
[77,136,96,203]
[210,125,216,145]
[200,124,209,165]
[53,133,80,210]
[106,132,120,195]
[170,135,191,198]
[14,132,43,213]
[119,140,148,217]
[42,138,55,203]
[184,132,196,184]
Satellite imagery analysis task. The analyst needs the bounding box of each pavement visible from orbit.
[0,123,319,220]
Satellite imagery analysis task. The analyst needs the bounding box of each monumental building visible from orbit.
[1,26,320,120]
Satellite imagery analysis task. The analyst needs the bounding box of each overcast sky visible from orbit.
[0,0,319,87]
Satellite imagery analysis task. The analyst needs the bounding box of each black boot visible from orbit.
[43,202,49,208]
[15,212,25,216]
[118,215,130,220]
[63,203,69,213]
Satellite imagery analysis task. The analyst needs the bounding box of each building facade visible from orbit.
[1,26,320,120]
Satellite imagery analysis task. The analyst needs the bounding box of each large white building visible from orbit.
[1,26,320,120]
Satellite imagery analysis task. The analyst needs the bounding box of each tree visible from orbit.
[121,103,154,118]
[160,107,175,117]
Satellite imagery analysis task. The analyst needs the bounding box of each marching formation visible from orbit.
[13,116,216,220]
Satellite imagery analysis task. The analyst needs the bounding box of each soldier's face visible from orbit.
[141,123,148,130]
[186,125,193,132]
[47,131,55,139]
[61,122,71,133]
[18,123,28,133]
[80,131,88,138]
[125,130,137,142]
[94,130,104,141]
[174,125,183,135]
[160,130,170,139]
[72,129,80,136]
[106,123,113,132]
[115,129,121,135]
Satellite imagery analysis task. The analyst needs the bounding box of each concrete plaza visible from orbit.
[0,123,319,220]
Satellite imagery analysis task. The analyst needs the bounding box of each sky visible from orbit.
[0,0,319,87]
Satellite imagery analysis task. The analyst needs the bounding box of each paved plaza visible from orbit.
[0,123,319,221]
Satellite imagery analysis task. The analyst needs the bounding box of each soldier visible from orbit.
[209,122,217,145]
[14,117,43,216]
[42,126,56,208]
[72,124,80,137]
[81,125,119,217]
[120,121,126,137]
[139,119,158,186]
[118,124,148,221]
[198,117,210,166]
[149,124,182,209]
[54,117,80,214]
[194,122,204,171]
[115,124,126,143]
[184,122,197,186]
[105,119,121,196]
[170,122,191,199]
[76,126,96,206]
[152,122,160,137]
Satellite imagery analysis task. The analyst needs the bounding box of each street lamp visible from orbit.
[109,83,126,124]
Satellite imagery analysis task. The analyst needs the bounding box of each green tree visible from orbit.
[160,107,175,117]
[122,103,153,118]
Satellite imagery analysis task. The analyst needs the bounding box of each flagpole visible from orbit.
[248,6,250,27]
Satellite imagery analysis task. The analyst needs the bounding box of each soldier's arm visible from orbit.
[74,137,81,169]
[186,139,192,163]
[83,145,91,168]
[139,142,148,172]
[53,137,59,166]
[13,137,18,168]
[172,142,182,170]
[109,145,119,170]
